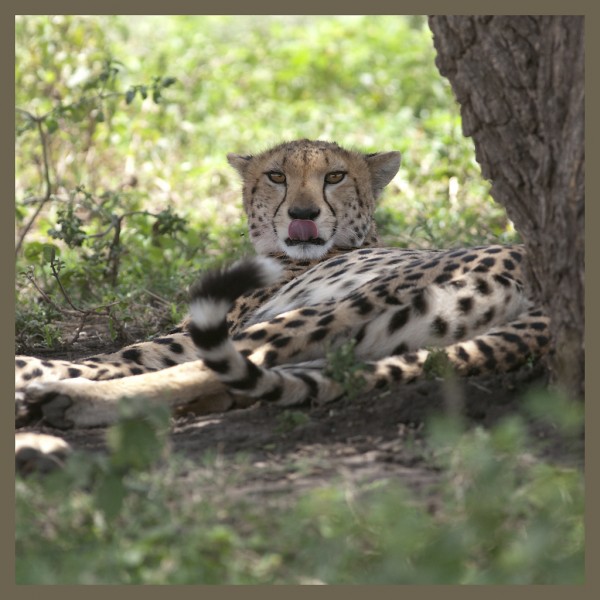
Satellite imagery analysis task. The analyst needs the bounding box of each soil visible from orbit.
[19,329,584,501]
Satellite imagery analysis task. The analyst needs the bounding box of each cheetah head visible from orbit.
[228,139,400,260]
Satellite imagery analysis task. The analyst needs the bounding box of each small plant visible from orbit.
[423,347,454,379]
[275,410,311,434]
[28,398,171,521]
[15,36,184,353]
[324,339,367,400]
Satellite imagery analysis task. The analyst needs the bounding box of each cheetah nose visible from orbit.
[288,219,319,241]
[288,206,321,220]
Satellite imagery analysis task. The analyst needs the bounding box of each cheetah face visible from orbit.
[228,140,400,260]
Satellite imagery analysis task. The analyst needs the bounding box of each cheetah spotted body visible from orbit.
[15,140,550,469]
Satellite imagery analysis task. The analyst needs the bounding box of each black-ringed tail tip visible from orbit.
[189,257,284,330]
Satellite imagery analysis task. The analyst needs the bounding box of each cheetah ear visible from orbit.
[227,153,252,177]
[365,151,401,197]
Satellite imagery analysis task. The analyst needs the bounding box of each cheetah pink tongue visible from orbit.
[288,219,318,241]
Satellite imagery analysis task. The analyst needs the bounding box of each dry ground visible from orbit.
[18,325,582,501]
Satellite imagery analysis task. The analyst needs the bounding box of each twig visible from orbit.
[68,316,88,346]
[143,288,171,306]
[49,259,84,313]
[21,194,70,206]
[85,223,115,239]
[15,110,54,256]
[48,259,120,315]
[23,268,126,348]
[24,270,67,315]
[25,267,121,318]
[108,215,122,288]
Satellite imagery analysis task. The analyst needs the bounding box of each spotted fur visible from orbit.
[15,140,550,469]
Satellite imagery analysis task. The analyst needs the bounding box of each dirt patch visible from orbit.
[19,352,582,501]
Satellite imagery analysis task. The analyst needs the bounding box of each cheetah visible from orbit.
[15,139,550,470]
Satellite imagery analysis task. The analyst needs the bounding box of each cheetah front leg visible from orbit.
[16,297,375,429]
[17,360,233,429]
[15,330,199,392]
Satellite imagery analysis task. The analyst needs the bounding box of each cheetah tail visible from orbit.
[188,257,345,405]
[189,256,283,327]
[188,256,283,377]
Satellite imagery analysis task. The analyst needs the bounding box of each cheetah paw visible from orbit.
[15,432,72,476]
[16,382,75,430]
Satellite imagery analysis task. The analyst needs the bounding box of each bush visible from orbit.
[15,392,583,584]
[15,15,514,353]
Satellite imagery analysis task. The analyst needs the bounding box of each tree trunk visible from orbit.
[428,16,584,399]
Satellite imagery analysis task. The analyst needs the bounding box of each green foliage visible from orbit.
[423,348,454,379]
[523,388,584,437]
[106,398,171,472]
[324,339,367,400]
[16,390,583,584]
[424,411,584,584]
[15,15,515,353]
[14,293,62,350]
[22,399,171,522]
[275,410,311,434]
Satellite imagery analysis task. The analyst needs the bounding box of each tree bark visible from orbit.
[428,16,584,399]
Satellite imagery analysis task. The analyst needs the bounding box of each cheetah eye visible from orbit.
[325,171,346,184]
[267,171,286,184]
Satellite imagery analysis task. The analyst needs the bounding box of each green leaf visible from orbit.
[45,118,59,134]
[15,204,27,222]
[22,241,45,261]
[42,244,57,263]
[94,471,126,519]
[106,414,166,472]
[23,242,60,265]
[125,88,136,104]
